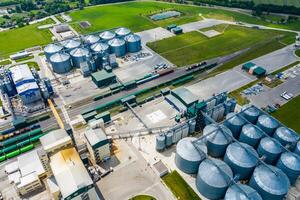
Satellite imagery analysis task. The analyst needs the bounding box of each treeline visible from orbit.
[0,0,18,7]
[192,0,300,15]
[89,0,133,5]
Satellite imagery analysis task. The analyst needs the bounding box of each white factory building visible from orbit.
[84,127,110,164]
[5,149,50,196]
[10,64,41,105]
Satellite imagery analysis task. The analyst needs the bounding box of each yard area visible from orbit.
[148,25,293,67]
[272,94,300,133]
[0,19,52,59]
[162,170,201,200]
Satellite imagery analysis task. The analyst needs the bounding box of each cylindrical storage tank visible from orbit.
[70,48,89,68]
[196,158,233,200]
[156,134,165,151]
[108,38,126,57]
[241,106,260,124]
[90,42,110,55]
[49,53,72,74]
[239,124,264,148]
[224,101,232,115]
[257,137,282,164]
[44,44,63,61]
[204,124,233,157]
[61,39,81,52]
[84,35,100,45]
[175,137,206,174]
[256,115,279,136]
[224,113,246,138]
[294,141,300,156]
[124,34,142,53]
[276,152,300,185]
[165,131,173,147]
[224,142,258,180]
[99,31,115,41]
[115,27,131,37]
[224,184,262,200]
[273,126,299,148]
[249,164,290,200]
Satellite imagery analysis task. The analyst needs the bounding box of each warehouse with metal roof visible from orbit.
[91,70,116,87]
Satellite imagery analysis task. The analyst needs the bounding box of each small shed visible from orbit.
[91,71,116,87]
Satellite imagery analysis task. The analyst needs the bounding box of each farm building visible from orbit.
[91,71,116,87]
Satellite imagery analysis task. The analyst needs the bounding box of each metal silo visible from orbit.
[204,124,233,158]
[156,134,166,151]
[91,42,110,55]
[196,158,233,200]
[256,114,279,136]
[61,39,81,52]
[115,27,131,37]
[224,142,258,180]
[276,152,300,185]
[108,38,126,57]
[241,105,260,124]
[175,137,206,174]
[294,141,300,155]
[70,48,89,68]
[84,35,100,45]
[49,53,72,74]
[273,126,299,148]
[124,34,142,53]
[44,44,63,61]
[257,137,282,164]
[239,124,264,148]
[166,131,173,147]
[99,31,116,41]
[224,113,246,138]
[224,184,262,200]
[224,101,232,115]
[249,164,290,200]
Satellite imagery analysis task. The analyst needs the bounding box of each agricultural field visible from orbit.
[272,95,300,133]
[68,1,300,34]
[148,25,295,67]
[0,19,52,59]
[244,0,300,7]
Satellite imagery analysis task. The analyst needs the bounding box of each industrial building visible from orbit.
[165,87,198,111]
[49,147,99,200]
[39,129,73,156]
[5,149,50,196]
[91,70,116,88]
[84,127,110,164]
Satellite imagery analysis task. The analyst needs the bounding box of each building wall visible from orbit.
[20,89,42,105]
[17,178,42,196]
[46,141,73,157]
[94,144,110,163]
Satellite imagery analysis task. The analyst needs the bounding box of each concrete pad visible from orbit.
[137,27,175,44]
[202,30,221,38]
[180,19,225,33]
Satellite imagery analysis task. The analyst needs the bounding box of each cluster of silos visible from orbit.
[206,97,237,122]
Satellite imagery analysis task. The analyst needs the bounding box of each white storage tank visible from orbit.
[84,35,100,45]
[165,131,173,147]
[108,38,126,57]
[175,137,206,174]
[44,43,63,61]
[156,134,166,151]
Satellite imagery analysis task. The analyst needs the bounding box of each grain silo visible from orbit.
[44,44,63,61]
[224,113,246,138]
[241,106,260,124]
[276,152,300,185]
[224,142,258,180]
[70,48,89,68]
[99,31,116,41]
[249,164,290,200]
[90,42,110,67]
[273,126,299,148]
[203,124,233,158]
[124,34,142,53]
[61,39,81,52]
[156,134,166,151]
[224,101,232,115]
[294,141,300,155]
[115,27,131,37]
[49,53,72,74]
[257,137,282,164]
[196,158,233,200]
[84,35,100,45]
[165,131,173,147]
[256,114,279,136]
[224,184,262,200]
[108,38,126,57]
[175,137,206,174]
[239,124,264,148]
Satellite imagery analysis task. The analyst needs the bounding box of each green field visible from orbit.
[129,195,156,200]
[0,19,52,59]
[272,95,300,133]
[244,0,300,7]
[148,25,293,67]
[296,49,300,57]
[162,171,201,200]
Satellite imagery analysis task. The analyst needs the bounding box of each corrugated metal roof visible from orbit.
[70,47,89,57]
[84,127,108,148]
[40,129,71,151]
[172,87,198,106]
[61,39,80,49]
[18,149,45,177]
[115,27,131,36]
[259,137,282,154]
[279,152,300,171]
[99,31,115,40]
[225,184,262,200]
[90,42,109,52]
[241,124,263,139]
[91,70,115,82]
[274,127,299,143]
[176,137,204,162]
[50,53,70,63]
[84,35,100,44]
[125,34,141,42]
[44,44,63,54]
[10,64,34,84]
[108,38,125,47]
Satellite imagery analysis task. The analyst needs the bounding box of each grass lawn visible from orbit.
[15,55,34,63]
[0,19,52,59]
[296,49,300,57]
[24,61,40,71]
[148,25,292,67]
[0,59,12,65]
[272,95,300,133]
[162,170,201,200]
[129,195,156,200]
